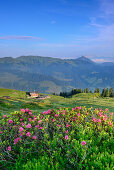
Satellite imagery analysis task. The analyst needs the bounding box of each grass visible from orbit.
[0,89,114,114]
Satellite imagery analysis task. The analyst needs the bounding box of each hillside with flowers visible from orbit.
[0,104,113,169]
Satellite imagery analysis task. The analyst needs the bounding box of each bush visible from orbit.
[0,107,113,169]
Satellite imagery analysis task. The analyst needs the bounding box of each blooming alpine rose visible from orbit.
[55,114,59,117]
[19,132,23,136]
[32,136,37,139]
[52,119,55,122]
[35,124,39,128]
[3,115,6,118]
[0,131,3,134]
[81,141,86,145]
[38,120,42,123]
[97,119,101,123]
[8,119,13,123]
[20,109,25,113]
[39,127,43,130]
[25,108,29,112]
[20,118,23,121]
[7,146,11,151]
[65,130,68,133]
[57,124,61,127]
[110,112,113,116]
[103,114,107,121]
[26,124,32,128]
[108,121,112,126]
[92,117,96,122]
[19,127,24,132]
[26,132,31,137]
[66,124,71,127]
[14,137,21,144]
[65,135,69,140]
[105,108,108,112]
[77,113,81,116]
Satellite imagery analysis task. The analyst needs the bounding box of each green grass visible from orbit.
[0,88,114,115]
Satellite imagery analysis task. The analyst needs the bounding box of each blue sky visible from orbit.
[0,0,114,62]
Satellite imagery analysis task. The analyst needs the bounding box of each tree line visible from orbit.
[59,88,114,98]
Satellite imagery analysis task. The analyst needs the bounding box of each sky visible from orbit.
[0,0,114,62]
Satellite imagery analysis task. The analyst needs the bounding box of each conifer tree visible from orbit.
[109,88,113,97]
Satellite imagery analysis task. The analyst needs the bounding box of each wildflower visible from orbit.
[20,109,25,113]
[105,108,108,112]
[26,124,32,128]
[39,127,43,130]
[66,124,71,127]
[32,136,37,139]
[0,131,3,134]
[28,118,32,122]
[108,121,112,126]
[103,114,107,121]
[97,119,101,123]
[110,112,113,116]
[81,141,86,145]
[20,118,23,121]
[25,108,29,112]
[77,113,81,116]
[52,119,55,122]
[65,135,69,140]
[19,127,24,132]
[57,124,61,128]
[29,112,32,115]
[33,116,37,121]
[7,146,11,151]
[14,137,21,144]
[72,108,75,111]
[8,120,13,123]
[35,124,39,128]
[65,130,68,133]
[3,115,6,118]
[92,117,96,122]
[26,132,31,137]
[55,114,59,117]
[38,120,42,123]
[19,132,23,136]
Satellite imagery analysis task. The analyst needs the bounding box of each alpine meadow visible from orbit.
[0,0,114,169]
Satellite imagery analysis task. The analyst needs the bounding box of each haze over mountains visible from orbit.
[0,56,114,93]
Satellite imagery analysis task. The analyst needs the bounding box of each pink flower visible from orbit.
[8,119,13,123]
[97,119,101,123]
[3,115,6,118]
[65,130,68,133]
[19,132,23,136]
[103,114,107,121]
[0,131,3,134]
[57,124,61,128]
[52,119,55,122]
[26,132,31,137]
[7,146,11,151]
[65,135,69,140]
[25,108,29,112]
[92,117,96,122]
[20,118,23,121]
[29,112,32,115]
[108,121,112,126]
[38,120,42,123]
[39,127,43,130]
[32,136,37,139]
[33,116,37,121]
[77,113,81,116]
[72,108,75,111]
[86,112,89,115]
[99,112,103,117]
[55,114,59,117]
[14,137,21,144]
[110,112,113,116]
[19,127,24,132]
[66,124,71,128]
[20,109,25,113]
[26,124,32,128]
[28,118,32,122]
[105,108,108,112]
[81,141,86,146]
[35,124,39,128]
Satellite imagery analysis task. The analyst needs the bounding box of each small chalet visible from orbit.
[30,91,39,98]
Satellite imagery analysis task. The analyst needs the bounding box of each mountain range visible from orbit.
[0,56,114,93]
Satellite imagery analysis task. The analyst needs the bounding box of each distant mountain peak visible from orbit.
[76,56,94,64]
